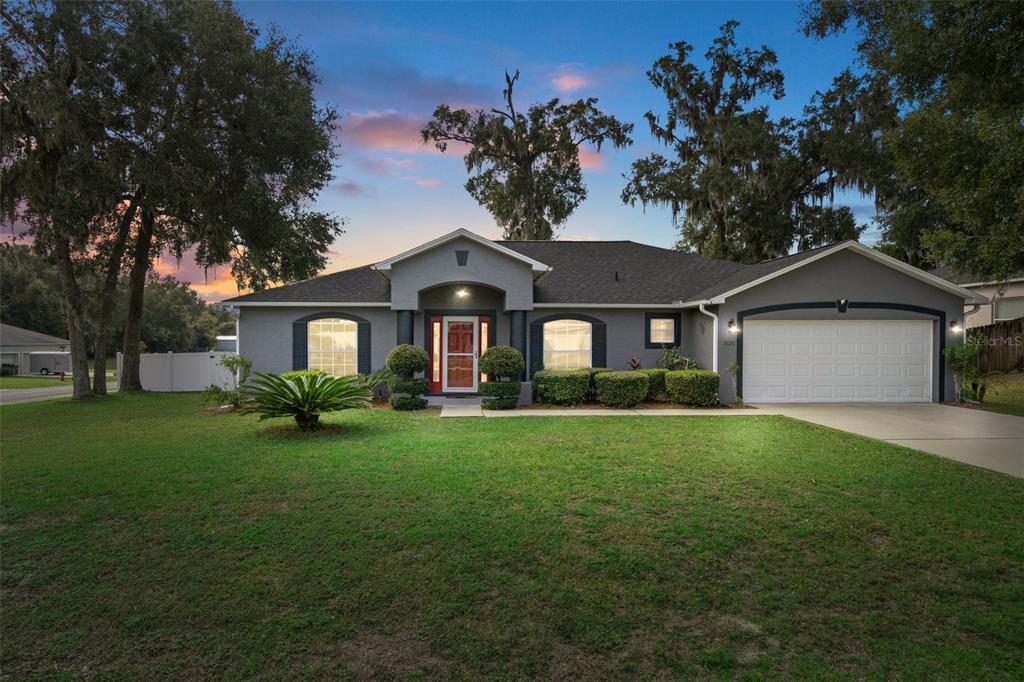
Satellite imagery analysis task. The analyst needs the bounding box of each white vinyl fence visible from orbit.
[117,352,235,392]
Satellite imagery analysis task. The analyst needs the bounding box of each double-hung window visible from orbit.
[542,319,592,369]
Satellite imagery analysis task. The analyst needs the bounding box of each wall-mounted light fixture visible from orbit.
[455,287,470,298]
[950,318,962,333]
[727,318,740,334]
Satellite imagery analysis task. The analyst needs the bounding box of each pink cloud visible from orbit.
[410,177,442,188]
[553,72,592,93]
[153,248,241,302]
[342,110,471,156]
[578,146,607,171]
[342,111,433,155]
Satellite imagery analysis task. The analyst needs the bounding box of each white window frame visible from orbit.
[649,317,676,345]
[307,318,359,376]
[543,319,593,370]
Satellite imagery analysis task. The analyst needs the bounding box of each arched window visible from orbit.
[542,319,592,369]
[308,318,358,375]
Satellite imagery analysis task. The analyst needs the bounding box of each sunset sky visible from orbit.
[37,2,877,301]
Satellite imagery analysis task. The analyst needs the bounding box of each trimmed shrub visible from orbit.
[585,367,612,401]
[594,371,649,408]
[390,395,429,411]
[385,344,430,410]
[281,369,326,381]
[480,346,525,378]
[390,378,430,396]
[534,369,590,405]
[666,370,720,406]
[661,346,700,370]
[386,344,429,377]
[638,368,668,401]
[480,380,521,410]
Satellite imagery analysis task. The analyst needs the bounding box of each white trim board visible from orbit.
[371,228,552,276]
[226,301,390,308]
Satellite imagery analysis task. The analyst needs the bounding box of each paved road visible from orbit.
[762,403,1024,478]
[0,385,76,406]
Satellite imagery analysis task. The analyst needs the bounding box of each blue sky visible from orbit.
[187,1,873,297]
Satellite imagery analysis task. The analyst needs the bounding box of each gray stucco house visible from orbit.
[223,228,986,404]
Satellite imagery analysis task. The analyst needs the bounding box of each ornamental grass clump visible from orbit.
[479,346,525,410]
[386,344,430,410]
[250,372,372,431]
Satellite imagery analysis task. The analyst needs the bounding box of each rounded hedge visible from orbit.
[389,378,430,396]
[533,369,590,405]
[281,369,327,382]
[480,380,521,410]
[479,346,525,379]
[594,371,649,408]
[638,368,668,401]
[390,395,428,411]
[665,369,720,406]
[386,344,429,377]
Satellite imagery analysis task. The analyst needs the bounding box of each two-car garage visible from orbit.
[742,320,933,403]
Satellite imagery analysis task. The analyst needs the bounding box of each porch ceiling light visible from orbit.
[455,287,470,298]
[727,318,740,334]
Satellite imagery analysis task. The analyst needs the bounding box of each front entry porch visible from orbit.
[427,314,493,394]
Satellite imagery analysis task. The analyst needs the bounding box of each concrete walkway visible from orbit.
[441,401,1024,478]
[440,405,778,418]
[761,403,1024,478]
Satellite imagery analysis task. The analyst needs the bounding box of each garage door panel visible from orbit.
[744,320,932,403]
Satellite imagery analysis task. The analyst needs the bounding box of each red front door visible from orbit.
[445,319,476,391]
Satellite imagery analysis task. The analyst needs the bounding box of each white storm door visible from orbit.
[442,316,479,393]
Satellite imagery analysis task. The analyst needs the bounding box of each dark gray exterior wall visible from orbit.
[713,249,965,403]
[389,236,535,311]
[525,308,682,372]
[238,306,396,374]
[681,308,716,371]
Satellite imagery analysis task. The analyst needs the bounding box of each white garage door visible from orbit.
[743,320,932,403]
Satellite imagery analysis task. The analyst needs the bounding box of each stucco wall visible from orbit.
[413,284,510,348]
[389,236,535,310]
[525,308,682,372]
[238,306,397,374]
[964,281,1024,327]
[713,250,965,403]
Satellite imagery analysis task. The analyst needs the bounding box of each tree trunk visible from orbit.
[53,238,94,399]
[120,209,155,392]
[92,198,138,395]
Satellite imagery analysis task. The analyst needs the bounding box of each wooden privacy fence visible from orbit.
[968,318,1024,373]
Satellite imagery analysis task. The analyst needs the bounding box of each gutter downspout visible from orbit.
[697,303,719,373]
[962,304,981,335]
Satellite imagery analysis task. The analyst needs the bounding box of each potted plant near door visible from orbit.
[478,346,525,410]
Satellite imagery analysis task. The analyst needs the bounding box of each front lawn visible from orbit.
[977,370,1024,417]
[2,394,1021,678]
[0,375,73,389]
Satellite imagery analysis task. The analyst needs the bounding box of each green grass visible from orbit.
[2,394,1022,679]
[977,371,1024,417]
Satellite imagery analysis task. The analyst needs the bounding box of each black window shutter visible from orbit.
[529,320,543,378]
[293,312,371,373]
[292,321,308,370]
[592,321,607,368]
[357,322,371,374]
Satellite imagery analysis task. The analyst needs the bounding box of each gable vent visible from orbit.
[455,250,469,266]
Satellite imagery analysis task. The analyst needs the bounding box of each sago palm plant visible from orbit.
[250,372,372,431]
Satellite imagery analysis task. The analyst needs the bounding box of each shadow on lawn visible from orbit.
[256,420,375,439]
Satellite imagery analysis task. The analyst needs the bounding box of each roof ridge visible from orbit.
[755,240,852,265]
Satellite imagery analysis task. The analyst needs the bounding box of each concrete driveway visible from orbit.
[763,403,1024,478]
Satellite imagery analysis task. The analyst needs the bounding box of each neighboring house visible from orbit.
[929,267,1024,328]
[214,335,238,352]
[223,229,986,404]
[0,323,70,375]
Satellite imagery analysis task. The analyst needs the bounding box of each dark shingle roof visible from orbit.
[686,242,843,302]
[928,266,1024,285]
[498,240,746,304]
[0,323,69,346]
[222,266,390,304]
